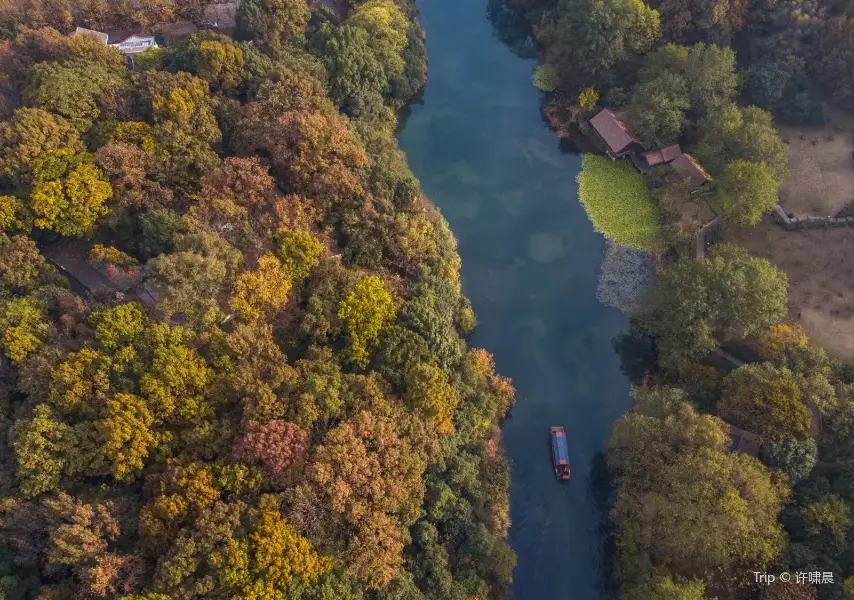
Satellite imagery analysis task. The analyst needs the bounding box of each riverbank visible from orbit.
[0,2,524,599]
[502,0,854,597]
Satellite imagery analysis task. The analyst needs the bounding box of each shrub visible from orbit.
[90,244,138,268]
[578,86,598,110]
[577,154,662,250]
[532,64,558,92]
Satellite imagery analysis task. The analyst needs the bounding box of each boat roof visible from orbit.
[551,428,569,465]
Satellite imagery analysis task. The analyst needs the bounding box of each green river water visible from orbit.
[397,1,634,598]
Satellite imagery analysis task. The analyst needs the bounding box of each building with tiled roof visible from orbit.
[73,26,109,44]
[671,152,712,189]
[639,144,683,169]
[727,424,764,458]
[589,109,642,159]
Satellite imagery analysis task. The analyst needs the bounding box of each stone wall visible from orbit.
[772,204,854,230]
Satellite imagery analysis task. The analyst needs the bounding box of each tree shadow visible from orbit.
[612,323,657,385]
[589,452,618,599]
[395,89,426,134]
[558,136,582,155]
[486,0,537,59]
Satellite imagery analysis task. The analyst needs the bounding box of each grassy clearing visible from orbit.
[577,154,662,251]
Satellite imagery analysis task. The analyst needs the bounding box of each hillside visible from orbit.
[0,1,517,599]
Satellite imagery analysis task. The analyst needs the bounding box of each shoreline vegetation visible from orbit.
[0,1,518,599]
[508,0,854,595]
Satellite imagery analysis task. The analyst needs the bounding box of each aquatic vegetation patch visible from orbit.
[596,240,654,312]
[577,154,662,250]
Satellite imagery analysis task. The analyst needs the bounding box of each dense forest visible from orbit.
[0,1,517,599]
[509,0,854,597]
[513,0,853,126]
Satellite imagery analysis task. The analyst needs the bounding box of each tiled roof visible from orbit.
[589,109,639,154]
[160,21,199,46]
[203,1,238,29]
[727,424,763,458]
[641,144,682,167]
[74,27,109,44]
[42,239,121,294]
[671,152,712,188]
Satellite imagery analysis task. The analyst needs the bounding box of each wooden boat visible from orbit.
[550,426,571,480]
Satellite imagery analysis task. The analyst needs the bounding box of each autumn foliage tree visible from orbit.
[196,39,246,93]
[274,228,324,281]
[243,502,333,592]
[236,106,368,203]
[718,363,815,441]
[23,58,127,133]
[0,6,513,600]
[230,254,292,321]
[306,400,427,589]
[236,0,310,53]
[405,363,460,434]
[96,392,159,481]
[233,420,309,473]
[0,282,50,356]
[0,107,83,185]
[28,148,112,235]
[338,275,396,368]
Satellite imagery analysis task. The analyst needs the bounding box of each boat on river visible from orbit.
[550,426,571,480]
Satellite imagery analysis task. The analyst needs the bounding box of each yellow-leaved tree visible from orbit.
[348,0,409,76]
[244,502,332,593]
[230,254,292,321]
[406,363,460,434]
[0,296,49,363]
[95,393,158,481]
[29,149,112,236]
[338,275,396,368]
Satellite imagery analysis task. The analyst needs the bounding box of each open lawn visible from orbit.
[725,217,854,362]
[577,154,662,251]
[778,112,854,217]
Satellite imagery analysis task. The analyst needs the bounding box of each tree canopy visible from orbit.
[713,159,780,228]
[635,244,788,369]
[543,0,661,82]
[0,9,514,600]
[718,362,815,441]
[609,387,788,587]
[694,104,789,180]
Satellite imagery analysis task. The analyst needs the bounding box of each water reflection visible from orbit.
[398,0,633,597]
[612,326,658,384]
[486,0,537,58]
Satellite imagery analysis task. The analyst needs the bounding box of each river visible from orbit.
[396,1,633,599]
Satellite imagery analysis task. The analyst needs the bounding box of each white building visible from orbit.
[72,26,158,57]
[110,34,158,56]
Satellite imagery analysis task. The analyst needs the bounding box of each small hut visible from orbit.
[671,152,712,189]
[632,144,683,173]
[727,424,764,458]
[588,109,642,159]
